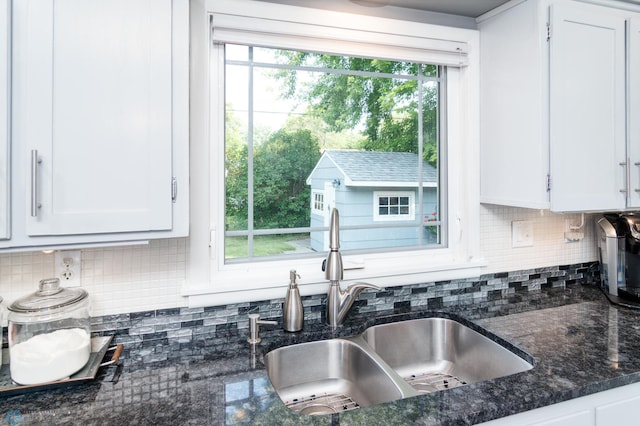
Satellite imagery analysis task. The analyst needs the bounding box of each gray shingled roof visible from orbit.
[316,150,437,184]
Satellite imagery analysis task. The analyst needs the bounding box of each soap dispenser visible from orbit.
[283,270,303,332]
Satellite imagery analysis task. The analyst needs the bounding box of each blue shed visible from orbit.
[306,150,439,252]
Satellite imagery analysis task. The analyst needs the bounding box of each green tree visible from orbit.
[283,114,364,151]
[253,128,321,229]
[225,107,249,230]
[225,110,323,232]
[275,52,439,165]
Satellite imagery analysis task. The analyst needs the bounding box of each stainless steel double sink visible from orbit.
[264,316,533,415]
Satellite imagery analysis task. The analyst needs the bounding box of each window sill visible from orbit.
[183,256,487,307]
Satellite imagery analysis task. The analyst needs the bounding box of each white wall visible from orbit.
[0,206,597,318]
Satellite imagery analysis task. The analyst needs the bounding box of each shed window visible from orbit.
[312,190,324,215]
[374,192,415,221]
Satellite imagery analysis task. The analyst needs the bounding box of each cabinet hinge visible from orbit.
[171,177,178,202]
[546,22,551,42]
[546,174,552,192]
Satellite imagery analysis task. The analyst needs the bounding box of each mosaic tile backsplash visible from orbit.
[85,262,597,367]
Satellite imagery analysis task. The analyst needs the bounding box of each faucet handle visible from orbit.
[247,313,278,344]
[347,282,382,292]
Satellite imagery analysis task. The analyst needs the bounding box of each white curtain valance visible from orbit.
[211,13,468,67]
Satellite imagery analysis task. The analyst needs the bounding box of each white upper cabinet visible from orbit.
[479,0,550,210]
[479,0,636,212]
[549,2,626,211]
[0,0,9,241]
[4,0,189,249]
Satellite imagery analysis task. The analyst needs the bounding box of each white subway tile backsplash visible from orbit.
[0,238,188,318]
[0,207,599,318]
[480,205,597,274]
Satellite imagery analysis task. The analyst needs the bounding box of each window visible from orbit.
[311,190,324,215]
[185,0,482,305]
[223,44,444,260]
[374,192,414,221]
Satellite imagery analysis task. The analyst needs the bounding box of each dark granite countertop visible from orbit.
[2,283,640,425]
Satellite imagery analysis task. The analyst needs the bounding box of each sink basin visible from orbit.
[265,315,533,415]
[264,339,411,415]
[360,317,533,393]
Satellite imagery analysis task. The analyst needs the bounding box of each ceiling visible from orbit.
[261,0,640,28]
[258,0,511,28]
[349,0,511,17]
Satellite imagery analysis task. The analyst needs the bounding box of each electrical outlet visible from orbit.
[564,219,584,242]
[54,250,82,288]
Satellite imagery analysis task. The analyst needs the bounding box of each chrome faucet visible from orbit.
[323,208,381,329]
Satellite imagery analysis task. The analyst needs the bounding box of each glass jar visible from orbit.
[7,278,91,385]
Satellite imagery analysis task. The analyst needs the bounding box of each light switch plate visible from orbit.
[512,221,533,248]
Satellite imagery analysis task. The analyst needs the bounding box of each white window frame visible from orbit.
[373,191,415,222]
[185,0,485,306]
[311,190,325,216]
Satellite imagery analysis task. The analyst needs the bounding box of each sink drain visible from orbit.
[286,393,360,415]
[299,404,337,416]
[405,372,467,393]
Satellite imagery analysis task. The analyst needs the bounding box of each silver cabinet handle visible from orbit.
[171,176,178,202]
[30,150,42,217]
[635,162,640,193]
[620,161,628,194]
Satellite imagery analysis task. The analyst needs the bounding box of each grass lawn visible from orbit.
[225,234,308,259]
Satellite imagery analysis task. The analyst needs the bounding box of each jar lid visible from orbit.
[8,278,88,313]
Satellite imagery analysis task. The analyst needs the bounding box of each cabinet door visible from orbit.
[13,0,174,236]
[533,410,593,426]
[595,394,640,425]
[478,0,550,209]
[478,403,594,426]
[0,0,9,240]
[549,2,626,212]
[630,19,640,208]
